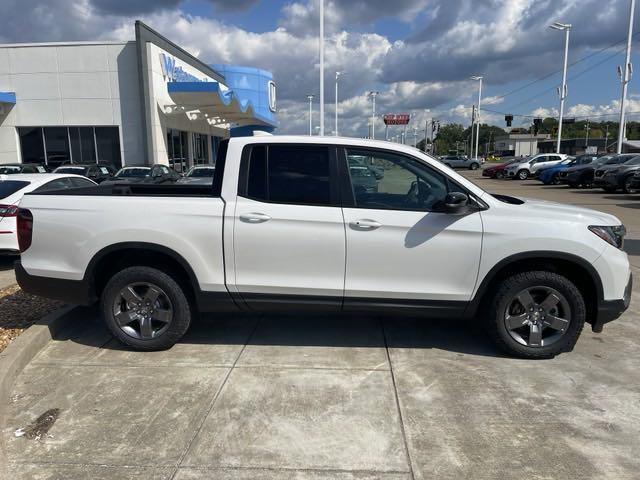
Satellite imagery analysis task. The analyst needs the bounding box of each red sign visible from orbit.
[383,114,410,125]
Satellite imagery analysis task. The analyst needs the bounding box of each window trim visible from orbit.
[238,143,341,208]
[338,146,485,213]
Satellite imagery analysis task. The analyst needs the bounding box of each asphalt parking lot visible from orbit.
[3,170,640,480]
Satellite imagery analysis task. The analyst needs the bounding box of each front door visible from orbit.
[340,147,483,311]
[232,144,345,310]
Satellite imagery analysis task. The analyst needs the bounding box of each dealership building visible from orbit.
[0,21,277,171]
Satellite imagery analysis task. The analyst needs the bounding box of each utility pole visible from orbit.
[335,71,342,136]
[617,0,636,154]
[319,0,325,136]
[585,119,590,147]
[307,94,314,136]
[368,91,379,139]
[605,124,610,151]
[424,118,430,152]
[471,76,483,160]
[550,22,572,154]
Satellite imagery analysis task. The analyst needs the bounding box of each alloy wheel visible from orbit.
[504,286,571,347]
[624,177,637,194]
[112,282,174,340]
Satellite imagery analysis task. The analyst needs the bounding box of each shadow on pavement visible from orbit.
[0,256,16,272]
[624,239,640,256]
[58,305,506,359]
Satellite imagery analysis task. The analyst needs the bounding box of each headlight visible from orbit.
[589,225,626,249]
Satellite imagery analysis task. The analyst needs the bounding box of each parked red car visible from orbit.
[482,158,518,179]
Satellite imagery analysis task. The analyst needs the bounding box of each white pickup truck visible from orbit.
[15,136,632,358]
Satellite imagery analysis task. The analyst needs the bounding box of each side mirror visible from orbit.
[443,192,469,215]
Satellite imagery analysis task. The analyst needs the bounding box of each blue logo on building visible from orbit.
[160,53,209,83]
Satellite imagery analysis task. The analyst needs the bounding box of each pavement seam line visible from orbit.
[381,318,416,480]
[168,316,262,480]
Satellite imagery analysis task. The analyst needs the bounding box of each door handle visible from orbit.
[349,219,382,230]
[239,212,272,223]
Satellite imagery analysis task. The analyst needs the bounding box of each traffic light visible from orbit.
[505,115,513,127]
[533,118,542,135]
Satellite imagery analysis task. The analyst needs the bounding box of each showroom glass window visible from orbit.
[17,127,121,168]
[167,128,188,173]
[192,133,209,165]
[244,145,332,206]
[345,148,449,212]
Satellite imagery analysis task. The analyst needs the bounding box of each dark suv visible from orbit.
[0,163,48,174]
[53,164,116,183]
[559,154,636,188]
[593,155,640,193]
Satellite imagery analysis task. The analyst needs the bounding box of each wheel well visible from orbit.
[91,248,196,303]
[478,257,598,319]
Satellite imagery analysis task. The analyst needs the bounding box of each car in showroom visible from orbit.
[0,173,96,254]
[439,155,481,170]
[15,136,631,359]
[593,155,640,193]
[482,158,519,179]
[103,165,182,185]
[54,163,116,183]
[537,155,598,185]
[0,163,48,174]
[504,153,569,180]
[178,165,216,185]
[560,154,636,188]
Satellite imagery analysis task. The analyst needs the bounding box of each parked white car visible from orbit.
[0,174,96,254]
[505,154,570,180]
[15,136,631,359]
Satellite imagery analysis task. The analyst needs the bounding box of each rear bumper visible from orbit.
[592,273,633,332]
[15,260,94,305]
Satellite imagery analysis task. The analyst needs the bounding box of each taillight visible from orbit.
[17,209,33,252]
[0,204,19,217]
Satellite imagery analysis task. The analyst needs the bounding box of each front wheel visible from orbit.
[496,171,505,179]
[623,176,637,194]
[484,271,585,359]
[101,266,192,350]
[517,169,529,180]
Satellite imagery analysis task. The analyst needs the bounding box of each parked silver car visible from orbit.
[439,155,480,170]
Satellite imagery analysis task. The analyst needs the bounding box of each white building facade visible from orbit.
[0,22,277,171]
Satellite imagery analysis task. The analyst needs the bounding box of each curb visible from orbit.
[0,305,78,480]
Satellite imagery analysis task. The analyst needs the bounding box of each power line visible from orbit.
[483,107,640,121]
[492,30,640,104]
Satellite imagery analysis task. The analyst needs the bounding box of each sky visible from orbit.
[1,0,640,138]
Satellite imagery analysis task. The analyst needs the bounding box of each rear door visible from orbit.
[232,144,346,310]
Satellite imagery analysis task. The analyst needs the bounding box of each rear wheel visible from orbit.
[484,271,585,359]
[551,174,561,185]
[496,171,505,179]
[580,173,593,188]
[470,162,480,170]
[623,175,637,194]
[101,266,192,350]
[517,169,529,180]
[603,186,617,193]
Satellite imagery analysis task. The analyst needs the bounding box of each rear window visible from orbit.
[55,167,87,174]
[0,166,22,174]
[0,180,30,199]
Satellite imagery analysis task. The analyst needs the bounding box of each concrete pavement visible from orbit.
[3,173,640,479]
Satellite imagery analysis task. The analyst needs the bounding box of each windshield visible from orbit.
[116,168,151,178]
[0,180,30,199]
[186,167,215,178]
[0,166,22,174]
[55,166,87,174]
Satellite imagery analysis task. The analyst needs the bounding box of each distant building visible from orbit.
[537,138,610,156]
[494,133,551,157]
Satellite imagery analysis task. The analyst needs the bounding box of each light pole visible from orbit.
[550,22,571,154]
[471,76,483,161]
[617,0,636,154]
[368,91,379,139]
[585,119,590,147]
[307,94,314,136]
[319,0,325,136]
[335,71,343,136]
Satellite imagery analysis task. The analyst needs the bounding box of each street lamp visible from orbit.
[335,71,343,136]
[368,91,379,139]
[617,0,636,153]
[550,21,571,154]
[470,76,483,161]
[307,94,314,136]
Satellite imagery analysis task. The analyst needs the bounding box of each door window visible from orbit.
[243,145,332,206]
[345,148,450,212]
[35,178,74,192]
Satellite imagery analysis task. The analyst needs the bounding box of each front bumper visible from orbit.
[594,174,618,188]
[592,273,633,332]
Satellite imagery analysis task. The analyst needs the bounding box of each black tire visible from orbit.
[517,169,529,180]
[496,171,505,179]
[622,175,637,194]
[580,174,593,188]
[101,266,192,350]
[470,162,480,170]
[551,174,561,185]
[484,271,585,359]
[603,186,617,193]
